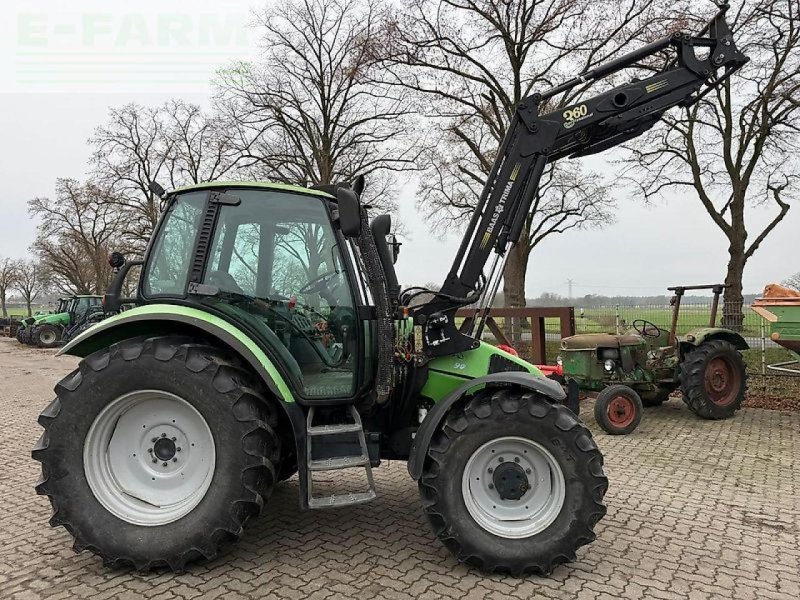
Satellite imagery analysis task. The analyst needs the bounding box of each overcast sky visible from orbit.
[0,0,796,298]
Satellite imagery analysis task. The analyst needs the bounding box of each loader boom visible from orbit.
[412,4,748,359]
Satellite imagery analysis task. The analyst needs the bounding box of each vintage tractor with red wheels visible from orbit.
[558,285,748,435]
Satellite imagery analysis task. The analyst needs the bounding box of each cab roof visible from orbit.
[172,181,334,199]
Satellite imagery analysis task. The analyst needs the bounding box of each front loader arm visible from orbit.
[413,4,748,359]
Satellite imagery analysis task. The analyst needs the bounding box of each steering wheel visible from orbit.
[298,270,339,295]
[632,319,662,338]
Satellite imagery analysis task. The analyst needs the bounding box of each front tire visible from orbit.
[419,388,607,575]
[32,336,281,571]
[593,385,643,435]
[680,339,746,419]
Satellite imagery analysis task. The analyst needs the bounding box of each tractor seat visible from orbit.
[561,333,642,350]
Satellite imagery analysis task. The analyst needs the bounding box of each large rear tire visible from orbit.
[32,336,281,571]
[680,339,746,420]
[36,324,62,348]
[419,388,607,575]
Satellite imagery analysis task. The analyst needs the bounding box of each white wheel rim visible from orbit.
[461,436,566,539]
[40,330,57,345]
[83,390,216,527]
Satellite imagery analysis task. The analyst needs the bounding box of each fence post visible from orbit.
[615,304,620,334]
[760,317,766,376]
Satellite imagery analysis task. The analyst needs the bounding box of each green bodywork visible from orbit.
[753,302,800,361]
[60,304,542,407]
[32,311,71,328]
[422,342,542,400]
[59,304,295,402]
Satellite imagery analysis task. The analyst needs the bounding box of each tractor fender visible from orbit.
[407,372,566,480]
[679,328,749,352]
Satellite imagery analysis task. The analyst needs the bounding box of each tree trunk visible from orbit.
[722,243,746,331]
[26,301,32,318]
[502,241,530,345]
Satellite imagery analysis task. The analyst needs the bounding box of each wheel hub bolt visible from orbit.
[487,467,493,473]
[514,457,520,463]
[171,437,177,441]
[526,468,531,474]
[151,438,158,443]
[177,447,182,452]
[161,433,166,438]
[172,457,178,462]
[152,458,157,463]
[147,448,153,454]
[488,483,494,489]
[498,457,504,462]
[162,462,168,467]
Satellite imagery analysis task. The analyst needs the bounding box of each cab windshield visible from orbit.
[144,188,358,399]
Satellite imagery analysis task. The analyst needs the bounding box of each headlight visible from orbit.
[603,359,615,372]
[556,355,563,366]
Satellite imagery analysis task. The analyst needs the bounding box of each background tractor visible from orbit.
[32,9,745,575]
[17,297,70,345]
[26,295,103,348]
[559,285,748,435]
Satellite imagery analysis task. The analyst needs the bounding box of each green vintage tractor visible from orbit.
[28,295,103,348]
[559,285,748,435]
[31,9,746,574]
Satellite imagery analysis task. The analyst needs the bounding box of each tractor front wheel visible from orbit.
[419,388,607,575]
[32,336,281,570]
[593,385,643,435]
[680,339,746,419]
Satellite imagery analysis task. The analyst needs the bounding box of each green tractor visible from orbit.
[17,298,69,345]
[559,285,748,435]
[32,10,746,574]
[28,295,103,349]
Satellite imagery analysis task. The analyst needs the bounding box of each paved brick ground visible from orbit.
[1,336,799,599]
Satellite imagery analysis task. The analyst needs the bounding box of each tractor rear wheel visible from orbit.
[593,385,643,435]
[36,324,62,348]
[32,336,281,571]
[419,388,607,575]
[680,339,746,420]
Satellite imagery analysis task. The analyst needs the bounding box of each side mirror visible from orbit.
[388,234,401,264]
[336,187,362,237]
[108,251,126,270]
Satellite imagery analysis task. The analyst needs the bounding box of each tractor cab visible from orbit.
[140,184,371,403]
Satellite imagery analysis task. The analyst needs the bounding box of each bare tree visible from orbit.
[14,260,43,317]
[383,0,659,310]
[215,0,418,210]
[622,0,800,328]
[29,179,128,295]
[0,257,18,317]
[90,101,239,247]
[784,273,800,291]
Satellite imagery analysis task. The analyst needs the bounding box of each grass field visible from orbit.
[522,304,764,336]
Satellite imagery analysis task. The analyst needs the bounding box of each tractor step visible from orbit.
[307,423,363,436]
[305,405,376,509]
[309,455,369,471]
[308,490,377,509]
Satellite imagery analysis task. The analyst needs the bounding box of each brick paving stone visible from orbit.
[1,337,799,599]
